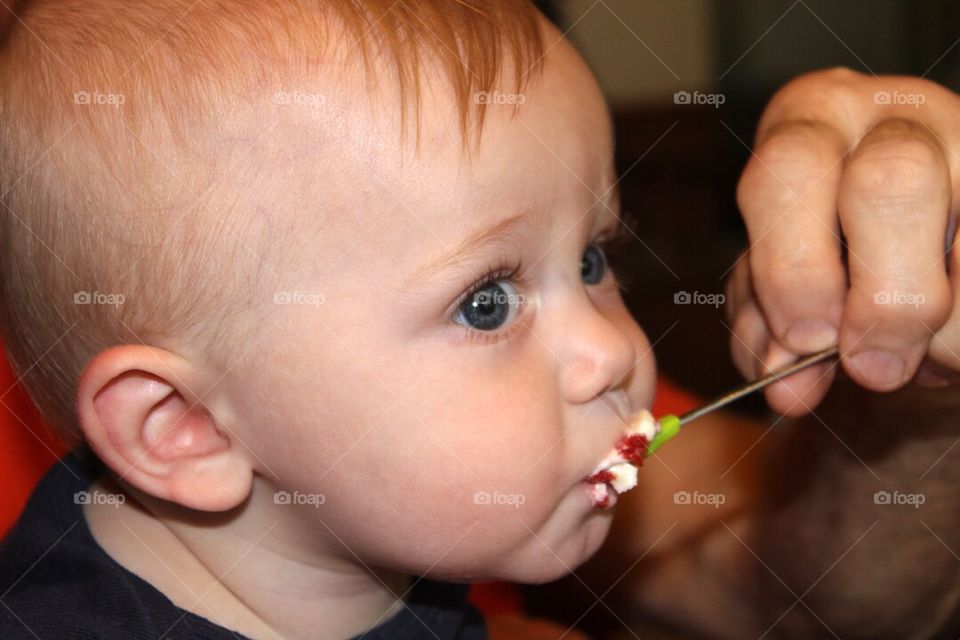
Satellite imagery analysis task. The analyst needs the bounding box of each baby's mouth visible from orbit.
[584,409,657,510]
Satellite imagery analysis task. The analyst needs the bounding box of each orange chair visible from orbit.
[0,343,68,536]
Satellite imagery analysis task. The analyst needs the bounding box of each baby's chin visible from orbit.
[431,519,612,585]
[514,495,615,583]
[420,491,616,584]
[501,516,613,584]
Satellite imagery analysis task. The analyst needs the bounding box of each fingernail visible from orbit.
[847,350,906,389]
[784,320,838,352]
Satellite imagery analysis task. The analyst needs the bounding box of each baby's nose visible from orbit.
[556,303,637,406]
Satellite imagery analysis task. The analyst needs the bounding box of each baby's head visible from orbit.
[0,0,654,583]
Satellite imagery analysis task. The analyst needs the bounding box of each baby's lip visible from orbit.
[582,409,657,482]
[584,461,639,509]
[585,467,617,485]
[583,409,656,509]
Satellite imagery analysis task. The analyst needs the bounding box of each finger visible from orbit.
[729,297,770,380]
[914,357,960,388]
[922,223,960,379]
[724,255,752,326]
[727,263,837,415]
[761,341,836,417]
[838,117,954,391]
[737,119,848,354]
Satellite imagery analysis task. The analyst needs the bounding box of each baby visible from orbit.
[0,1,659,638]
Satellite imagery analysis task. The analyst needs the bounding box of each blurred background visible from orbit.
[534,0,960,408]
[525,1,960,637]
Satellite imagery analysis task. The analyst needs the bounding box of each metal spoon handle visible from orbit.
[677,346,839,427]
[646,346,841,456]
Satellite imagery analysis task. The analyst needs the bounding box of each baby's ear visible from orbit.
[76,345,252,511]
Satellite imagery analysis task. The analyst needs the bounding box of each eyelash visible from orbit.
[453,217,637,345]
[454,259,527,345]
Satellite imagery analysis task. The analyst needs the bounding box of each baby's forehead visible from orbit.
[256,45,613,222]
[272,119,614,302]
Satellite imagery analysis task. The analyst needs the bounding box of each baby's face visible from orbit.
[217,30,654,582]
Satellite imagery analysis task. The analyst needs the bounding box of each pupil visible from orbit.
[460,282,510,331]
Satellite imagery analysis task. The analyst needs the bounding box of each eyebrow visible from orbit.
[403,212,529,289]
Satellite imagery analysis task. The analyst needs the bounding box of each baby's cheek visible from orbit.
[385,407,566,521]
[451,409,565,485]
[285,419,571,576]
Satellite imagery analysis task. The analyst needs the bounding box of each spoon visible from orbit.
[647,346,840,456]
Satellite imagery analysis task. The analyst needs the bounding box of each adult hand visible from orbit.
[727,68,960,416]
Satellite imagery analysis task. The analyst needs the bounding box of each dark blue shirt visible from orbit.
[0,451,488,639]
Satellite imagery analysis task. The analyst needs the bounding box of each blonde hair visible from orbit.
[0,0,545,446]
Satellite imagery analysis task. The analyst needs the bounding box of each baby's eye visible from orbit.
[581,243,608,285]
[454,280,523,332]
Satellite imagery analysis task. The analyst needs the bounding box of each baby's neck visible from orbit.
[83,473,411,640]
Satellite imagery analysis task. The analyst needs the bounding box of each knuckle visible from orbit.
[737,124,843,221]
[844,133,947,219]
[760,67,862,127]
[854,118,945,168]
[754,120,843,173]
[770,67,862,106]
[735,169,799,228]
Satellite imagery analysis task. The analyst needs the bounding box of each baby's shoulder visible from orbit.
[0,453,227,640]
[0,513,149,639]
